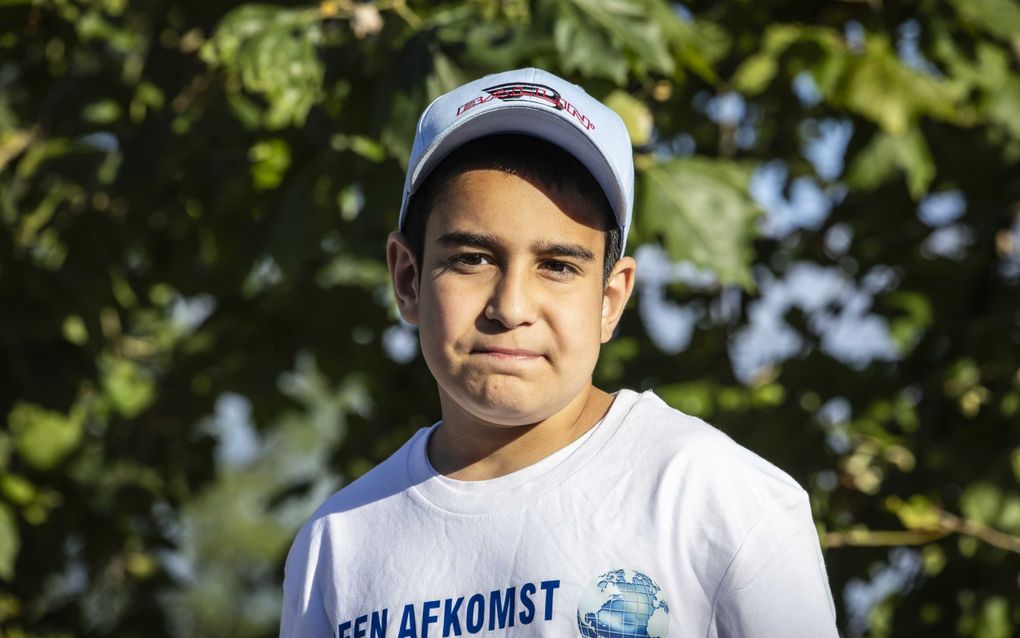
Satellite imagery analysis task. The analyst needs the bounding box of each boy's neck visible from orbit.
[428,384,616,481]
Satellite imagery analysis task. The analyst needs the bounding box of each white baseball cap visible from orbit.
[398,67,635,249]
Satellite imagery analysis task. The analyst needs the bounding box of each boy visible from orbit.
[280,68,839,638]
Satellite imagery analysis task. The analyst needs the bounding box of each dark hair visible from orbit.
[403,134,623,283]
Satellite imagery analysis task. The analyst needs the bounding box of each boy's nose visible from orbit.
[484,269,537,329]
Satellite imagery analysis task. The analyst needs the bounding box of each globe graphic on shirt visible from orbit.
[576,569,670,638]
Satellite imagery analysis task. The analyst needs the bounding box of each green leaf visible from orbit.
[0,503,17,581]
[82,100,122,124]
[227,93,264,130]
[1002,392,1020,417]
[651,5,728,83]
[425,52,467,100]
[961,482,1001,526]
[884,291,933,355]
[249,138,291,191]
[845,128,935,199]
[202,5,323,128]
[76,9,140,53]
[887,494,942,530]
[101,357,156,419]
[603,90,652,146]
[731,24,803,95]
[975,597,1011,638]
[943,358,981,397]
[200,5,314,67]
[550,0,680,82]
[15,138,76,180]
[657,381,715,418]
[242,27,323,129]
[835,35,961,135]
[998,496,1020,534]
[951,0,1020,43]
[636,157,760,287]
[751,383,786,407]
[553,3,628,83]
[456,21,550,70]
[732,54,780,96]
[0,434,10,470]
[316,255,389,289]
[921,545,946,576]
[0,473,36,506]
[130,81,165,122]
[0,128,34,173]
[594,336,638,383]
[986,77,1020,141]
[567,0,675,77]
[734,26,963,134]
[7,403,83,471]
[331,134,387,163]
[62,314,89,345]
[381,88,426,167]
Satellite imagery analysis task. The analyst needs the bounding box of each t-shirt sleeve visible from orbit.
[279,520,333,638]
[709,490,839,638]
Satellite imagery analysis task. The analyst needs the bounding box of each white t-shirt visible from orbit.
[280,389,839,637]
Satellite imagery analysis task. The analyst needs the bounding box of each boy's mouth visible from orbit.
[471,347,543,360]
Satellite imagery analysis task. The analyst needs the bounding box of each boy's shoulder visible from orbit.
[296,428,425,536]
[618,389,808,510]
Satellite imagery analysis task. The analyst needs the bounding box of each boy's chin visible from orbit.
[465,397,555,427]
[444,385,575,427]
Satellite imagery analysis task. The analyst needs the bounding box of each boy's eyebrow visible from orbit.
[436,231,499,248]
[530,240,596,262]
[435,232,595,263]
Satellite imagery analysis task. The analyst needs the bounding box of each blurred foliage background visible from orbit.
[1,0,1020,636]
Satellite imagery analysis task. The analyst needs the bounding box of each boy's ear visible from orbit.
[601,256,637,343]
[387,232,421,325]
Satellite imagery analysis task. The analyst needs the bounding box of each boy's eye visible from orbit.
[449,253,491,267]
[542,260,580,276]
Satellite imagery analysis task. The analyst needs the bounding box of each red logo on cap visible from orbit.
[456,82,596,131]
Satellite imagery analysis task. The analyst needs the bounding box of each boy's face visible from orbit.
[388,168,636,427]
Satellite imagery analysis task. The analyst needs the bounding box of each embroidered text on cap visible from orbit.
[456,82,596,131]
